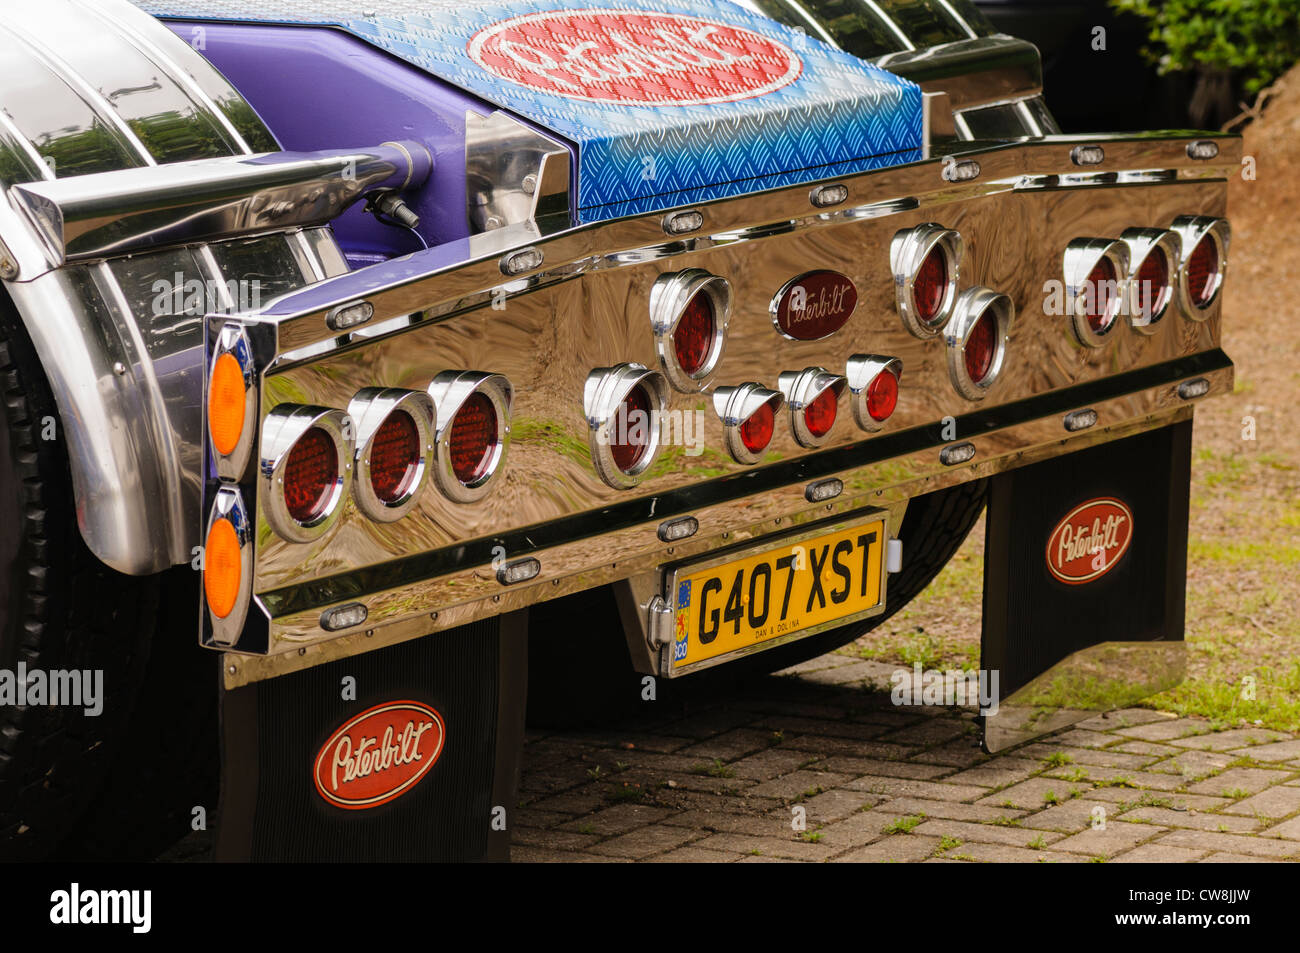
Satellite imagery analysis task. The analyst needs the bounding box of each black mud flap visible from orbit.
[216,612,527,861]
[980,420,1191,752]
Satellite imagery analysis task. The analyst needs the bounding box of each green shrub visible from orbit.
[1111,0,1300,94]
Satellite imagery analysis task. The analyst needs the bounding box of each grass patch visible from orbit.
[883,814,925,835]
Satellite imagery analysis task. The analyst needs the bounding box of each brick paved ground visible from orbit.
[513,653,1300,862]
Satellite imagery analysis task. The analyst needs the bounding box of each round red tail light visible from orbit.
[284,426,338,523]
[912,245,948,326]
[673,292,714,376]
[611,384,652,473]
[1083,256,1118,333]
[964,311,997,384]
[739,401,775,454]
[1134,245,1170,322]
[1185,235,1219,307]
[369,410,420,503]
[866,369,899,422]
[804,386,838,438]
[449,392,498,485]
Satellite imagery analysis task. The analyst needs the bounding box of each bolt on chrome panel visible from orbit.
[890,223,963,338]
[426,371,513,504]
[778,366,847,448]
[259,405,354,544]
[1063,238,1131,348]
[650,268,731,391]
[711,382,783,465]
[205,485,254,649]
[1170,215,1231,321]
[1119,227,1181,334]
[347,387,436,522]
[240,137,1231,604]
[584,363,670,489]
[945,287,1013,401]
[209,322,259,481]
[846,355,904,432]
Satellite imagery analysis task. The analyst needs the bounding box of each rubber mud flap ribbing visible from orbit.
[0,295,158,861]
[217,612,527,862]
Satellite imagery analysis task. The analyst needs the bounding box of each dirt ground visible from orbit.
[849,67,1300,731]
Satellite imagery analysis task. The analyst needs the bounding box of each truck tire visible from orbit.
[0,299,159,860]
[526,479,988,726]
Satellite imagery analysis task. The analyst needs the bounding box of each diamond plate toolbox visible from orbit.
[138,0,924,221]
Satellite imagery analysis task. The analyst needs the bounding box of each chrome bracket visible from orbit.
[466,110,572,236]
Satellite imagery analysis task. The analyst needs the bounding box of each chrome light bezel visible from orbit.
[208,322,258,480]
[1170,215,1230,320]
[846,355,904,432]
[205,485,254,648]
[777,366,847,448]
[1063,238,1130,347]
[890,223,963,339]
[347,387,437,522]
[711,382,784,465]
[260,405,354,543]
[945,287,1013,401]
[584,363,670,489]
[1119,227,1181,334]
[650,268,731,392]
[426,371,513,504]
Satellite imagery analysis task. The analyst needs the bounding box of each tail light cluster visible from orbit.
[892,223,1013,402]
[260,373,514,542]
[1066,216,1229,346]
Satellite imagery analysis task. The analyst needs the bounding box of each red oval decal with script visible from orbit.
[1045,498,1134,585]
[771,271,858,340]
[313,701,445,810]
[466,10,803,105]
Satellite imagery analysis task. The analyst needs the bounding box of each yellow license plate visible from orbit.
[668,516,887,673]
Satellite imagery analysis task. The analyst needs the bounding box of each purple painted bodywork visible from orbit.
[167,22,569,265]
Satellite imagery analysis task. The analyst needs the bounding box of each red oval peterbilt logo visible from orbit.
[313,701,445,810]
[466,10,803,105]
[1046,497,1134,585]
[771,271,858,340]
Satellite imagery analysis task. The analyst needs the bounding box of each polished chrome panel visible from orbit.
[243,142,1232,607]
[206,485,254,648]
[944,287,1012,400]
[583,363,669,489]
[1119,227,1181,334]
[259,405,354,544]
[466,110,571,235]
[347,387,436,523]
[426,371,513,504]
[845,355,903,432]
[11,142,431,264]
[1063,238,1130,347]
[1170,215,1231,321]
[226,398,1216,687]
[890,222,963,338]
[650,269,731,392]
[711,382,784,465]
